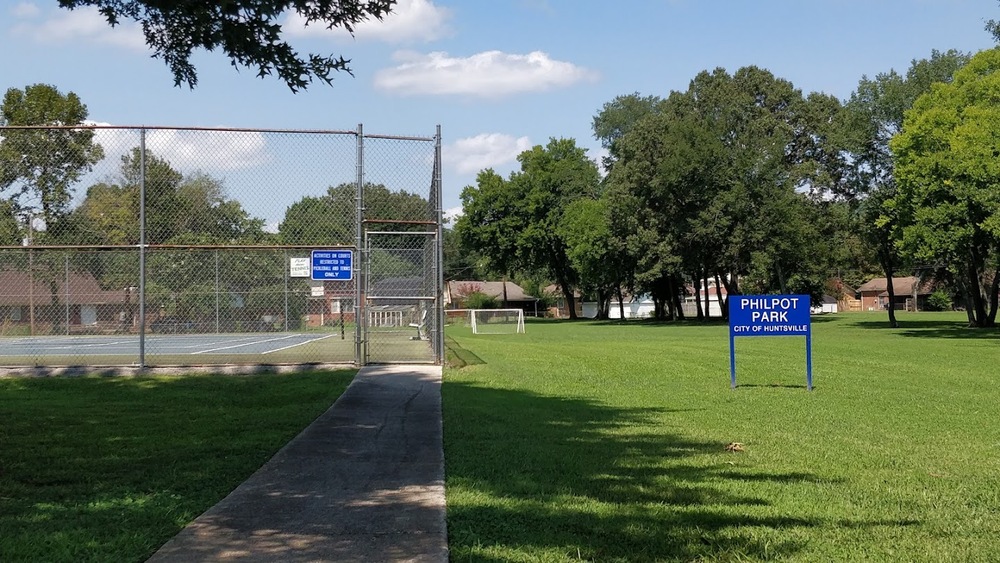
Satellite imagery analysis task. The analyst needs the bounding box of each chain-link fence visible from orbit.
[0,125,443,370]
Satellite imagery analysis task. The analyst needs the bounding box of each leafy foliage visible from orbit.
[456,139,600,319]
[0,84,104,234]
[57,0,396,91]
[890,48,1000,327]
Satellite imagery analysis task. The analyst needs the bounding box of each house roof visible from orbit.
[0,270,126,306]
[447,280,536,304]
[857,276,933,296]
[543,284,581,298]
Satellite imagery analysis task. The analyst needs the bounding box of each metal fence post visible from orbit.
[355,124,365,366]
[283,249,289,332]
[434,125,445,365]
[138,127,147,369]
[64,254,70,335]
[215,249,220,333]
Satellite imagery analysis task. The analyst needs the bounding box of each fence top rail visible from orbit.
[0,124,358,135]
[0,125,436,141]
[0,244,356,251]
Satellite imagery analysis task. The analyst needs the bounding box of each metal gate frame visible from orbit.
[362,230,442,364]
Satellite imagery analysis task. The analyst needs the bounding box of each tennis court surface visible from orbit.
[0,332,357,367]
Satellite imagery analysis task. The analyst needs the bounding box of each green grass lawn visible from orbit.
[443,312,1000,562]
[0,370,355,562]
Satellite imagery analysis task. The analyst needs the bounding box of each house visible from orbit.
[857,276,933,311]
[682,281,729,317]
[543,284,582,318]
[448,280,540,316]
[0,269,133,334]
[812,295,839,314]
[583,293,656,319]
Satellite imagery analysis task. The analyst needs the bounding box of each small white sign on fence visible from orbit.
[290,257,310,277]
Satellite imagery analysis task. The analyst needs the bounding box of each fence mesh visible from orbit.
[0,125,442,370]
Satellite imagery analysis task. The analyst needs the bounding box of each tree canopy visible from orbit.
[0,84,104,237]
[455,138,601,319]
[890,48,1000,327]
[839,49,970,327]
[58,0,396,91]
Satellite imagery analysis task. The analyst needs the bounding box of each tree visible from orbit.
[559,199,619,319]
[59,0,396,92]
[0,200,22,245]
[442,226,486,281]
[456,139,601,319]
[62,148,266,246]
[840,49,970,327]
[592,92,663,173]
[0,84,104,237]
[890,48,1000,328]
[605,67,842,320]
[279,182,428,245]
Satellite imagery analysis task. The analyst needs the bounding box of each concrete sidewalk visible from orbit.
[148,365,448,562]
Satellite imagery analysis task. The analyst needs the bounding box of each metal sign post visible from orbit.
[728,294,813,391]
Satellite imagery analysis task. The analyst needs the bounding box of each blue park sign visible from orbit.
[311,249,354,281]
[728,294,813,390]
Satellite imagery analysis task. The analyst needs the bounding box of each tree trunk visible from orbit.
[666,276,678,321]
[559,284,578,320]
[878,242,898,328]
[775,262,788,295]
[616,285,626,320]
[714,272,727,321]
[672,283,685,320]
[720,270,739,298]
[968,261,988,328]
[692,274,704,320]
[986,265,1000,327]
[958,274,977,326]
[592,288,609,320]
[702,267,711,319]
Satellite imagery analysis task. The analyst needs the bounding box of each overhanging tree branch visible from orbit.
[57,0,396,92]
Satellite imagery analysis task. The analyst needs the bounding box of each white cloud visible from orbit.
[285,0,451,43]
[445,133,532,175]
[10,5,145,50]
[374,50,599,98]
[87,124,271,174]
[12,2,40,18]
[443,206,463,225]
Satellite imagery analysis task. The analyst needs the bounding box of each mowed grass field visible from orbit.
[443,312,1000,562]
[0,370,355,562]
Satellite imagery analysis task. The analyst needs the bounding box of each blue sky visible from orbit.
[2,0,998,226]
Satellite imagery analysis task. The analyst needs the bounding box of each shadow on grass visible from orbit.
[851,319,1000,340]
[445,335,486,368]
[442,381,891,561]
[737,383,812,390]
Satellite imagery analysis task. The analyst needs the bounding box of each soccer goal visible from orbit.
[471,309,525,334]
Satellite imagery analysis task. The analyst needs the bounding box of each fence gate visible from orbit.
[364,231,441,364]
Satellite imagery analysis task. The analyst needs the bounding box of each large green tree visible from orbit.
[592,92,663,173]
[558,198,620,319]
[59,0,396,91]
[62,148,265,246]
[605,67,843,319]
[279,182,428,246]
[456,138,600,319]
[840,49,970,327]
[0,84,104,238]
[890,48,1000,328]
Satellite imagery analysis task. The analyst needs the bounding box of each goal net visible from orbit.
[471,309,525,334]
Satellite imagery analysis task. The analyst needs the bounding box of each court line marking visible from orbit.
[261,334,335,354]
[192,334,310,354]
